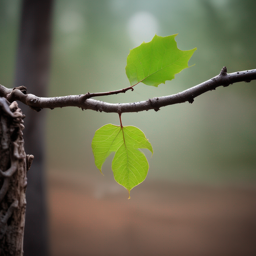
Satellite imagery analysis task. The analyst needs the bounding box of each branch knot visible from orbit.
[148,98,160,111]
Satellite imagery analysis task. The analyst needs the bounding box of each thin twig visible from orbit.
[81,85,134,100]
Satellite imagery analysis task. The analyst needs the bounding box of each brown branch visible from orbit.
[0,67,256,113]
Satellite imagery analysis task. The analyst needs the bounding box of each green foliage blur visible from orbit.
[1,0,256,185]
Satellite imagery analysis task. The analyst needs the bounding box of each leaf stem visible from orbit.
[81,85,135,101]
[127,189,131,200]
[119,113,123,128]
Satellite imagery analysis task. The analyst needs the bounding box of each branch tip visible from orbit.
[220,66,227,76]
[26,155,34,171]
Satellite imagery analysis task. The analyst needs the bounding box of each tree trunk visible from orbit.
[0,99,33,256]
[14,0,53,255]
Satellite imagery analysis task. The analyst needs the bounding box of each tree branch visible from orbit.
[0,67,255,114]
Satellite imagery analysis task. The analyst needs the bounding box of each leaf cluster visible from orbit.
[92,34,196,197]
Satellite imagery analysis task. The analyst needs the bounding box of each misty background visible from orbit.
[0,0,255,255]
[2,0,255,184]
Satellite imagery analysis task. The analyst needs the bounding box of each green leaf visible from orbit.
[91,124,153,197]
[125,34,196,87]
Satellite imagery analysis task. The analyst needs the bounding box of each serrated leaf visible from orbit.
[125,34,196,87]
[91,124,153,197]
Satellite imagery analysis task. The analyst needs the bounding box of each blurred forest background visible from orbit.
[0,0,256,256]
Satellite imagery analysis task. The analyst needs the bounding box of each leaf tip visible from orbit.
[191,47,197,53]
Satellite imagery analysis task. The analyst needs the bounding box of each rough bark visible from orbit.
[14,0,53,255]
[0,99,33,256]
